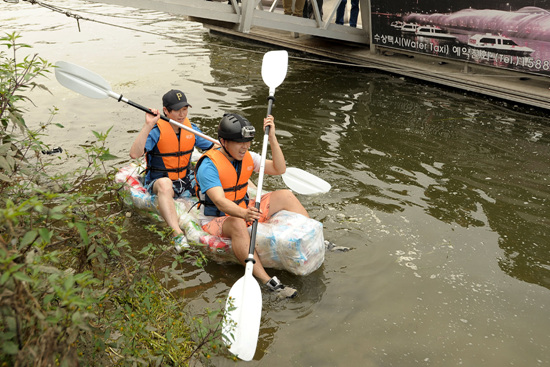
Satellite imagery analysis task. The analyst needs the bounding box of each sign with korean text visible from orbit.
[370,1,550,76]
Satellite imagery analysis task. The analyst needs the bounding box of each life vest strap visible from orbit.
[149,148,194,158]
[223,182,247,193]
[148,166,189,174]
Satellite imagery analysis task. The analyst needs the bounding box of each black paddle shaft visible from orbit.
[246,95,275,259]
[125,98,172,124]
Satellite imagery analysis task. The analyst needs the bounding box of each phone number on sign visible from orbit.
[499,54,550,70]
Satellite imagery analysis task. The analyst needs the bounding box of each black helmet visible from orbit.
[218,113,255,142]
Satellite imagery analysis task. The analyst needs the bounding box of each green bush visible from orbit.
[0,32,227,367]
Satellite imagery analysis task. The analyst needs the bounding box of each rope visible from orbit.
[20,0,259,47]
[19,0,537,78]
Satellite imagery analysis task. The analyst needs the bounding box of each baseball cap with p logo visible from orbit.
[162,89,192,110]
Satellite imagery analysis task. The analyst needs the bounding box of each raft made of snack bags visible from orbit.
[115,161,325,276]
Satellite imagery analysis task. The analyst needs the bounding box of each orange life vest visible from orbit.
[147,118,195,181]
[195,148,254,217]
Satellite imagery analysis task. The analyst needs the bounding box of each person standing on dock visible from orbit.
[130,90,214,249]
[195,113,308,298]
[336,0,359,28]
[283,0,306,17]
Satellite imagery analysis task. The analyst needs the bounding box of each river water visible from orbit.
[3,1,550,366]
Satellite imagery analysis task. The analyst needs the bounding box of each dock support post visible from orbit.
[362,0,374,52]
[240,0,256,33]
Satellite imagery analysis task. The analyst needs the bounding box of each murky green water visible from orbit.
[3,1,549,365]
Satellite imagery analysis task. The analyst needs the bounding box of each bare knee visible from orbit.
[281,189,298,201]
[153,178,174,196]
[269,189,309,217]
[269,189,294,204]
[223,217,250,240]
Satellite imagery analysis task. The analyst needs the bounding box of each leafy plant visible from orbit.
[0,32,228,367]
[0,32,55,185]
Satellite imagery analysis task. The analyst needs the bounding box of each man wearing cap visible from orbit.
[130,89,214,249]
[194,113,308,299]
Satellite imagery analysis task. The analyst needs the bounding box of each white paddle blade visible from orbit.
[222,272,262,361]
[55,61,112,99]
[282,167,331,195]
[261,50,288,95]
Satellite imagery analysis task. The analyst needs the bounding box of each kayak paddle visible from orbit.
[54,61,218,146]
[221,50,288,361]
[282,166,332,195]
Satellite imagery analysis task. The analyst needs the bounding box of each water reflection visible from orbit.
[281,65,550,290]
[218,52,549,292]
[218,55,550,291]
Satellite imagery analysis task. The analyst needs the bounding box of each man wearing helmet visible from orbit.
[130,90,214,249]
[195,113,308,299]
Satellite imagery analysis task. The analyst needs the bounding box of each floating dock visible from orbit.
[89,0,550,111]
